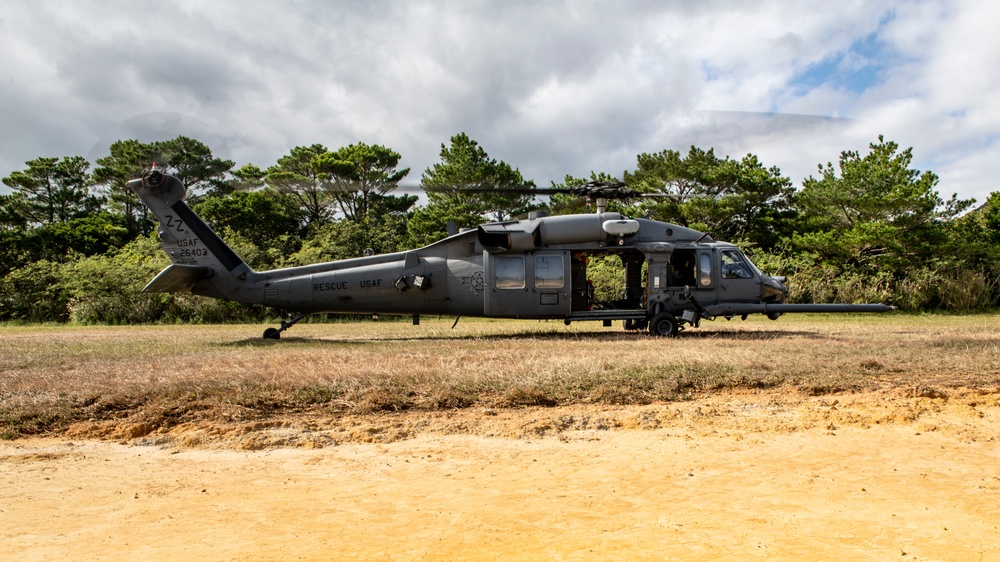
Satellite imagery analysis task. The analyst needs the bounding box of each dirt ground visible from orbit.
[2,389,999,561]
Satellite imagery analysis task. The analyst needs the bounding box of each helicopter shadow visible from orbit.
[221,327,823,347]
[677,329,824,341]
[223,336,377,347]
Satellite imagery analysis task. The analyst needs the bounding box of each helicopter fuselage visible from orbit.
[131,171,892,338]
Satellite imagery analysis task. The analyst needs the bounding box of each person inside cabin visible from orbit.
[670,251,696,286]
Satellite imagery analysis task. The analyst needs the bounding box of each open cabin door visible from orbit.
[648,247,719,311]
[484,251,571,318]
[663,248,715,291]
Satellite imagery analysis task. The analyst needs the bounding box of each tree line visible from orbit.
[1,132,998,323]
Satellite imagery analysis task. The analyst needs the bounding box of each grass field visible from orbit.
[2,314,999,440]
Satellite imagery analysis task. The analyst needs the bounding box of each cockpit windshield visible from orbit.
[742,252,764,277]
[721,250,757,280]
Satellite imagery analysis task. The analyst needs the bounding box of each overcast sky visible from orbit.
[2,0,997,203]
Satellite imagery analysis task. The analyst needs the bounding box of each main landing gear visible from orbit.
[263,312,310,340]
[649,312,680,337]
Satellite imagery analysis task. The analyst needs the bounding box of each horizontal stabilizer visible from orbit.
[142,264,211,293]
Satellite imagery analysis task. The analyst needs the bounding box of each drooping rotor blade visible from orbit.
[308,179,710,202]
[424,181,655,200]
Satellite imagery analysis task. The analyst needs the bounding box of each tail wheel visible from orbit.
[263,327,281,340]
[649,312,679,337]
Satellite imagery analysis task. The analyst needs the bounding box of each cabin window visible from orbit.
[534,255,564,289]
[495,256,526,289]
[721,250,755,280]
[698,253,713,287]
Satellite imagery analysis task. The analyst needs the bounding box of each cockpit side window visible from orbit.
[698,253,713,287]
[721,250,755,280]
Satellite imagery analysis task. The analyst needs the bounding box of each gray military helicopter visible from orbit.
[128,169,893,339]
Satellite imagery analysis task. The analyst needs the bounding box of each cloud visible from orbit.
[1,0,996,203]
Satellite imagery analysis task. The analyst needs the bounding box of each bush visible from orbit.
[62,236,173,324]
[587,255,627,304]
[936,269,996,311]
[61,234,276,324]
[893,267,940,310]
[0,260,70,322]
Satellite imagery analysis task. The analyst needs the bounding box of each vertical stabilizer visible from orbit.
[128,171,260,302]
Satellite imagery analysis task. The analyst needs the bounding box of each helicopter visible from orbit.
[128,169,894,339]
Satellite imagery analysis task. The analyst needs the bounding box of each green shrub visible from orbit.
[62,236,172,324]
[0,260,70,322]
[586,255,626,304]
[937,269,996,310]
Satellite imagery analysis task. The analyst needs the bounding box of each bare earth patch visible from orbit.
[3,389,999,560]
[2,316,999,559]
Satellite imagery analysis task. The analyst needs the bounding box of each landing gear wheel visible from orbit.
[649,312,679,337]
[262,312,310,340]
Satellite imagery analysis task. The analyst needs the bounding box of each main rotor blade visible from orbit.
[268,179,710,201]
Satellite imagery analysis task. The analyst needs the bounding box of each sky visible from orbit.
[1,0,998,203]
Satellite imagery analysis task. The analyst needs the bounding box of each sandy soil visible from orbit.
[2,390,999,561]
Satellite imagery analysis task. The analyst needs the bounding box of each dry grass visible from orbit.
[2,314,999,439]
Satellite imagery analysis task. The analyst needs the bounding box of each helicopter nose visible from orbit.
[761,276,787,304]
